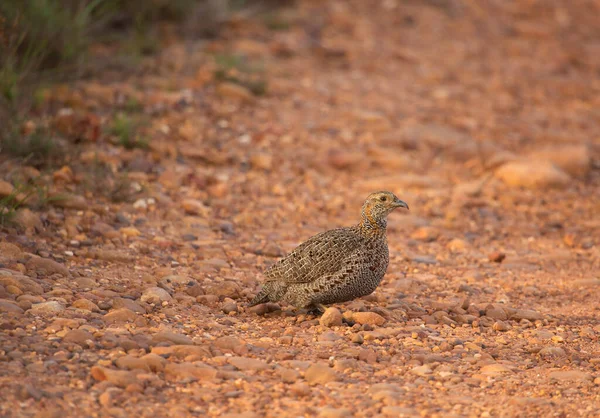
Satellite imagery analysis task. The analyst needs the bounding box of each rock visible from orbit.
[0,300,24,314]
[216,82,254,102]
[12,208,42,230]
[539,347,566,358]
[410,365,432,376]
[0,242,23,260]
[532,144,591,177]
[103,308,138,324]
[164,362,217,382]
[140,287,172,304]
[71,298,100,312]
[26,257,69,277]
[91,250,134,263]
[221,299,238,314]
[112,297,146,313]
[319,307,343,327]
[305,363,338,385]
[63,329,94,346]
[318,408,352,418]
[249,153,273,170]
[480,364,513,376]
[381,407,418,417]
[152,331,193,345]
[488,251,506,263]
[571,278,600,288]
[91,366,138,388]
[182,199,210,216]
[151,345,211,359]
[358,348,377,364]
[52,193,87,210]
[446,238,468,252]
[228,357,269,371]
[511,309,543,321]
[280,368,300,383]
[214,336,247,354]
[290,382,311,396]
[492,321,511,332]
[328,150,364,170]
[495,160,570,189]
[115,354,166,372]
[204,281,240,299]
[548,370,592,382]
[0,180,14,197]
[486,306,508,320]
[28,301,65,315]
[0,275,43,295]
[351,312,386,326]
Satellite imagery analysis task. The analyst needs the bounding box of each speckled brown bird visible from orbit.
[248,191,409,313]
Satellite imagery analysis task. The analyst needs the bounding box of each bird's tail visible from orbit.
[247,289,270,307]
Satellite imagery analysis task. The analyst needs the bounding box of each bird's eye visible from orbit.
[380,196,387,202]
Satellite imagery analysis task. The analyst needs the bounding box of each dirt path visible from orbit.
[1,1,599,417]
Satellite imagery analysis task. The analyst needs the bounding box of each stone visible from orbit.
[164,362,218,382]
[115,354,166,372]
[151,345,211,359]
[221,299,238,314]
[0,300,24,314]
[492,321,511,332]
[51,193,87,209]
[279,368,300,383]
[318,408,352,418]
[488,251,506,263]
[319,307,343,327]
[182,199,210,216]
[511,309,543,321]
[72,299,100,312]
[91,366,138,388]
[351,312,386,326]
[62,329,94,346]
[12,208,42,230]
[152,331,193,345]
[0,180,14,197]
[539,347,566,358]
[532,144,591,177]
[305,363,338,384]
[26,257,69,277]
[112,297,146,313]
[228,357,269,371]
[204,281,240,299]
[0,242,23,260]
[216,82,254,102]
[548,370,592,382]
[214,336,246,354]
[495,160,570,189]
[480,364,513,376]
[410,365,432,376]
[28,301,65,315]
[140,287,172,304]
[446,238,468,252]
[103,308,138,324]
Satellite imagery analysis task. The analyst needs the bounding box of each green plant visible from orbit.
[0,125,63,168]
[110,114,148,149]
[213,53,268,96]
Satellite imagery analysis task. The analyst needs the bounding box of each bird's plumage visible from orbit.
[248,191,408,311]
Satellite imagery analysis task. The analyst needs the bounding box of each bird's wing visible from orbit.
[264,228,362,284]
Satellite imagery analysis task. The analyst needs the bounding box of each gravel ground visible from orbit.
[1,1,599,417]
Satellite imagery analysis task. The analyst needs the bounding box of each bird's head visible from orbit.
[361,191,409,226]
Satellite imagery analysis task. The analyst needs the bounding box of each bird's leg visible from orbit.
[306,304,327,316]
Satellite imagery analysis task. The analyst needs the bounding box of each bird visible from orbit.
[248,191,409,314]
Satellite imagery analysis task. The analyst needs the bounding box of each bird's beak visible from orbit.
[393,199,409,210]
